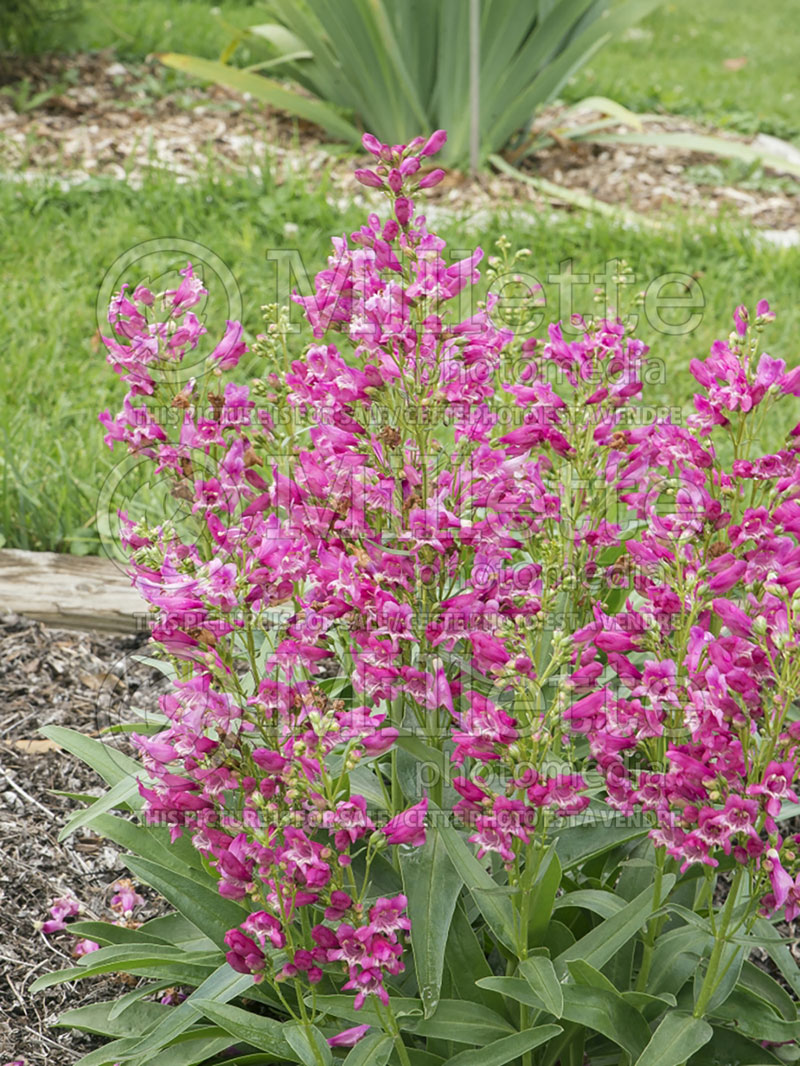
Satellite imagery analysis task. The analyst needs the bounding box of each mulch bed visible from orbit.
[0,613,168,1066]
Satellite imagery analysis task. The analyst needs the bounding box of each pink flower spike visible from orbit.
[420,129,447,156]
[328,1025,371,1047]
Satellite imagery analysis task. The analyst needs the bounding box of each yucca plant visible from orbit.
[161,0,660,166]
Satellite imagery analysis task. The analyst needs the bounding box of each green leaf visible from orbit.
[695,941,745,1013]
[55,1000,170,1038]
[246,22,313,57]
[312,994,422,1030]
[59,775,142,840]
[565,959,617,994]
[687,1024,783,1065]
[124,855,247,950]
[342,1031,393,1066]
[86,812,204,874]
[555,878,674,977]
[553,889,625,919]
[65,920,167,946]
[194,1000,298,1060]
[435,823,517,952]
[107,981,175,1021]
[119,964,254,1064]
[526,848,561,948]
[550,822,650,871]
[475,976,541,1010]
[635,1012,713,1066]
[752,917,800,998]
[30,945,219,992]
[710,989,800,1042]
[739,960,797,1020]
[404,1000,514,1045]
[441,1025,563,1066]
[445,904,509,1017]
[138,913,216,952]
[587,130,800,178]
[158,54,360,143]
[647,926,712,997]
[400,828,463,1017]
[41,725,143,788]
[623,992,676,1025]
[71,1028,234,1066]
[520,956,563,1018]
[285,1021,333,1066]
[560,986,650,1060]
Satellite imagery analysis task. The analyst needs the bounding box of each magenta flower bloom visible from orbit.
[73,939,100,957]
[420,129,447,156]
[354,168,384,188]
[383,798,428,847]
[418,168,445,189]
[41,896,80,934]
[211,320,247,370]
[328,1024,371,1047]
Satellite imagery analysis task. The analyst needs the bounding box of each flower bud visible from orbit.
[362,133,383,156]
[354,168,384,189]
[394,197,412,226]
[387,168,403,193]
[420,129,447,156]
[418,168,446,189]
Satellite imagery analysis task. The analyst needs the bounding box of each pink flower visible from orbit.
[41,896,80,934]
[343,966,389,1009]
[418,168,445,189]
[328,1024,371,1047]
[110,879,144,918]
[224,928,266,981]
[383,799,428,847]
[73,939,100,956]
[211,320,247,370]
[420,129,447,156]
[766,848,794,909]
[354,168,384,188]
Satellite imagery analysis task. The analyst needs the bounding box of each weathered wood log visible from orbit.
[0,549,146,633]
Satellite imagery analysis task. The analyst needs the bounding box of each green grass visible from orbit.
[568,0,800,142]
[2,160,799,553]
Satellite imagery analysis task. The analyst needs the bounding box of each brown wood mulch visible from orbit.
[0,612,168,1066]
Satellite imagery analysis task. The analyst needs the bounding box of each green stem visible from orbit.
[693,866,745,1018]
[635,846,666,992]
[378,1000,412,1066]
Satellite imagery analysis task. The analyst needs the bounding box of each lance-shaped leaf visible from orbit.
[400,829,463,1017]
[634,1011,713,1066]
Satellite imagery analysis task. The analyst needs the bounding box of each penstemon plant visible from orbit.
[37,131,800,1066]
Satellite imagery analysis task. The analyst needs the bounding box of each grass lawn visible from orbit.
[1,0,799,553]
